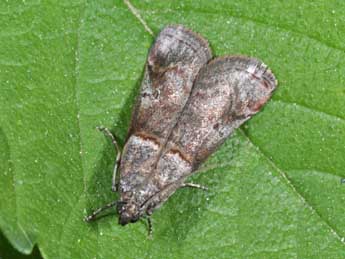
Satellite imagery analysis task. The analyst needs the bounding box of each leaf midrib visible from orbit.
[57,3,90,259]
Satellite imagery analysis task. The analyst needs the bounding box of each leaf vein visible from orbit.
[57,3,90,258]
[272,98,345,122]
[140,6,344,54]
[123,0,154,36]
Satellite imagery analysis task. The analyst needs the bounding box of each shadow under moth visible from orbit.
[85,24,277,236]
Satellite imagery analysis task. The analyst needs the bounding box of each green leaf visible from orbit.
[1,0,344,258]
[0,230,42,259]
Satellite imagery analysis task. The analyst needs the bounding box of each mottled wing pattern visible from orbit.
[129,25,212,140]
[86,25,278,227]
[156,56,277,187]
[120,25,212,201]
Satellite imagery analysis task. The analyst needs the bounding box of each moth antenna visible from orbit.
[147,217,153,238]
[181,182,208,191]
[84,200,118,222]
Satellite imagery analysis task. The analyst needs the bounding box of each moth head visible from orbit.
[117,201,140,226]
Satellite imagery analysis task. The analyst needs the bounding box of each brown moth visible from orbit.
[85,25,277,235]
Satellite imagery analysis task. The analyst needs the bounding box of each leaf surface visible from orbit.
[0,0,344,258]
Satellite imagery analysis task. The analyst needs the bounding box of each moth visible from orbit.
[85,25,277,234]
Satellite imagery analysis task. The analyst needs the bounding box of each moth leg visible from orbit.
[96,126,122,192]
[181,182,208,191]
[147,216,153,238]
[84,200,118,222]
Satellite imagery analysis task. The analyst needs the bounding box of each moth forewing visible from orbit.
[128,25,212,139]
[166,56,277,167]
[151,56,277,206]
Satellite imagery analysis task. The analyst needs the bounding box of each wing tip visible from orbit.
[159,24,212,60]
[208,55,278,91]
